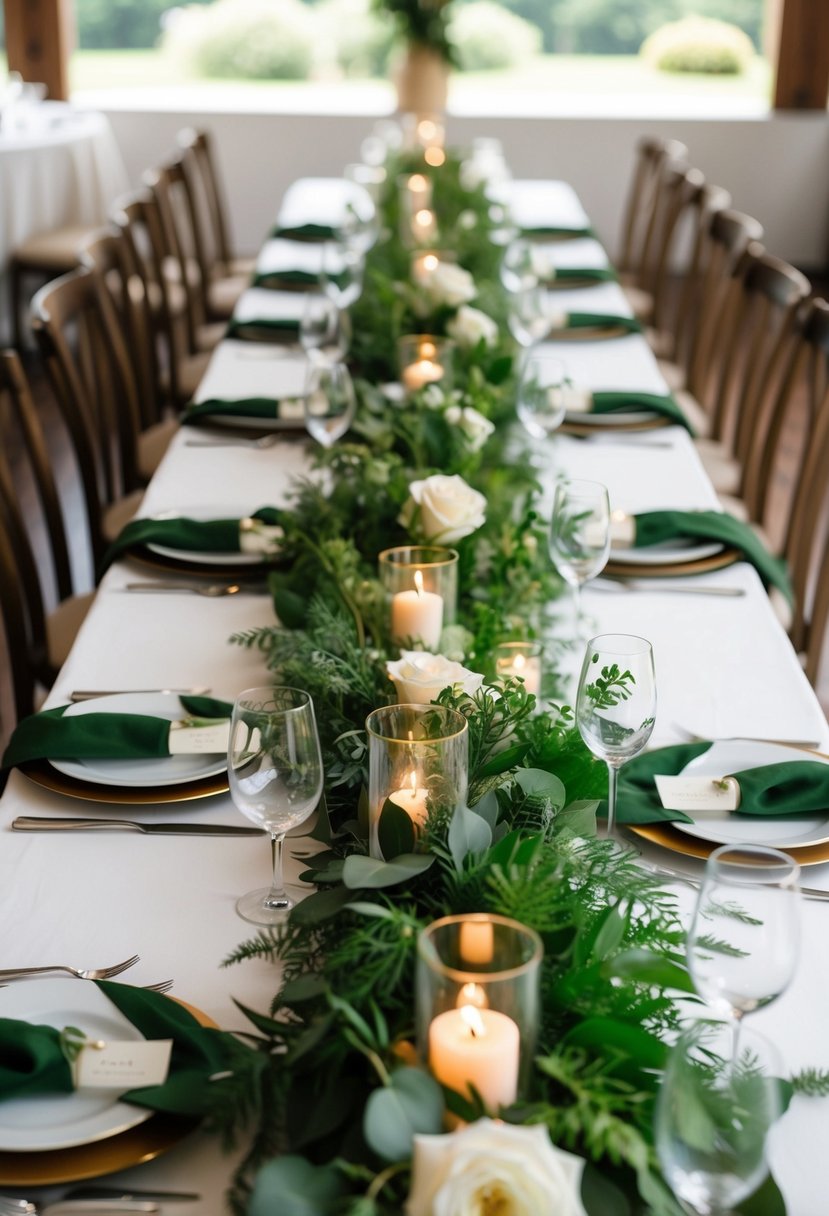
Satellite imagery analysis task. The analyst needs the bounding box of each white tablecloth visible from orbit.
[0,178,827,1214]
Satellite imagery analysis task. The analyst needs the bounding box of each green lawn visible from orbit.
[67,48,772,105]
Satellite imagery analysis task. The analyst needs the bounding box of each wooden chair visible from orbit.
[0,350,96,718]
[629,163,706,333]
[177,128,254,320]
[31,267,147,570]
[8,225,90,351]
[616,136,689,316]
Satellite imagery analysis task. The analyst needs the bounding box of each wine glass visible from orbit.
[516,353,569,440]
[500,238,539,294]
[228,686,324,926]
[576,633,656,840]
[655,1019,784,1216]
[687,844,800,1059]
[507,284,550,347]
[304,360,356,448]
[300,295,351,365]
[322,242,364,310]
[548,479,611,632]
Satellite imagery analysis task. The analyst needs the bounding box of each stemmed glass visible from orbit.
[687,844,800,1060]
[322,242,364,310]
[655,1019,784,1216]
[304,360,356,448]
[548,479,611,632]
[507,284,550,347]
[228,686,324,926]
[500,238,539,294]
[300,295,351,365]
[516,353,569,441]
[576,634,656,840]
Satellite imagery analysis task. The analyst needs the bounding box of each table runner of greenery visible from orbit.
[201,150,820,1215]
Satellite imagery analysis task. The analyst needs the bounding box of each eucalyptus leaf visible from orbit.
[343,852,435,890]
[272,587,307,630]
[377,797,416,859]
[345,901,397,919]
[363,1067,444,1162]
[447,802,493,871]
[289,884,356,926]
[249,1155,345,1216]
[603,948,696,994]
[478,742,530,777]
[514,767,566,808]
[558,799,599,836]
[472,788,500,827]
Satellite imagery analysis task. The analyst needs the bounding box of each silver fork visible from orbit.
[123,582,264,598]
[0,955,139,982]
[591,578,745,598]
[184,434,283,449]
[144,979,174,994]
[0,1200,159,1216]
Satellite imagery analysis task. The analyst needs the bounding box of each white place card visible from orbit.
[75,1038,172,1089]
[655,775,741,813]
[239,518,284,555]
[168,720,230,755]
[610,509,636,548]
[561,385,593,415]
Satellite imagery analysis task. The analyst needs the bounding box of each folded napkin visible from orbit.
[100,506,284,572]
[270,222,334,241]
[183,397,303,426]
[629,510,792,603]
[552,312,642,335]
[616,742,829,825]
[589,391,693,433]
[0,979,251,1117]
[546,266,616,283]
[2,694,232,770]
[521,224,595,239]
[253,268,318,288]
[226,315,299,339]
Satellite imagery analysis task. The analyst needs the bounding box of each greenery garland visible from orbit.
[216,150,818,1215]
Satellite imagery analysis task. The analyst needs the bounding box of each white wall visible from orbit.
[98,103,829,270]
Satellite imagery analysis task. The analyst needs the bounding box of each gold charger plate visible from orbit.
[19,760,229,805]
[0,998,216,1185]
[604,546,741,579]
[630,821,829,868]
[544,323,636,342]
[560,415,670,437]
[544,275,614,291]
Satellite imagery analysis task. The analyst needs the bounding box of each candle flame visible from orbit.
[420,341,436,360]
[457,982,488,1010]
[417,120,438,142]
[408,769,417,796]
[409,174,428,191]
[460,1004,486,1038]
[415,208,434,227]
[414,569,424,597]
[423,253,439,272]
[514,653,526,674]
[424,147,446,167]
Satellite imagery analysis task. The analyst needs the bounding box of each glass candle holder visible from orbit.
[397,334,454,394]
[416,913,543,1112]
[366,704,468,858]
[410,248,456,287]
[494,640,542,698]
[379,545,459,649]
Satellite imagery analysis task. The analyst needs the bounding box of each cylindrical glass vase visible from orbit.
[416,913,543,1113]
[378,545,459,650]
[365,704,468,858]
[494,640,542,699]
[397,334,454,394]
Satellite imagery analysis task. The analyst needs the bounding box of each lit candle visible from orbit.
[428,1004,520,1111]
[402,339,444,393]
[457,982,488,1009]
[459,920,495,966]
[388,769,429,828]
[424,146,446,168]
[411,250,440,286]
[412,207,437,245]
[390,569,444,648]
[495,651,541,697]
[408,173,432,208]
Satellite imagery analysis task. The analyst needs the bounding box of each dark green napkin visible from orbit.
[253,268,346,290]
[549,266,616,283]
[183,397,285,425]
[590,391,693,434]
[2,695,231,770]
[226,316,300,339]
[270,223,333,241]
[555,312,643,335]
[616,742,829,825]
[520,224,595,238]
[632,510,792,604]
[0,980,257,1118]
[100,506,283,572]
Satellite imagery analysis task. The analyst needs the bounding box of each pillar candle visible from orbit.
[495,651,541,697]
[387,770,429,828]
[428,1004,519,1110]
[459,920,495,966]
[390,570,443,648]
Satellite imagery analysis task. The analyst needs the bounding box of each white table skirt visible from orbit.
[1,178,827,1214]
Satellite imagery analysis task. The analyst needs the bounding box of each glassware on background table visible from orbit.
[508,283,550,347]
[339,200,379,257]
[516,353,569,441]
[655,1019,784,1216]
[322,242,364,310]
[548,479,611,634]
[576,633,656,840]
[228,686,324,925]
[304,360,357,448]
[501,239,539,294]
[300,295,350,365]
[687,844,800,1059]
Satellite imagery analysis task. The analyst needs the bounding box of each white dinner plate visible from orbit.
[144,506,266,567]
[564,409,656,427]
[0,979,152,1152]
[611,538,724,565]
[205,409,306,433]
[672,740,829,849]
[49,693,228,789]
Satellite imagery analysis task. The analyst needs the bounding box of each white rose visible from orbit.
[422,383,449,410]
[399,474,487,543]
[444,405,495,452]
[422,262,477,309]
[447,306,499,350]
[407,1119,588,1216]
[387,650,482,704]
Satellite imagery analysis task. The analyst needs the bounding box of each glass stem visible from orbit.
[268,832,289,907]
[731,1012,743,1064]
[572,580,582,633]
[606,761,619,839]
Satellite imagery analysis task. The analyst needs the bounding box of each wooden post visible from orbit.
[773,0,829,109]
[3,0,73,101]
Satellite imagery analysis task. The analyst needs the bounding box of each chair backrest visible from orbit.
[144,159,206,356]
[177,127,234,277]
[31,267,144,567]
[79,227,161,431]
[643,164,709,337]
[663,181,731,368]
[617,136,689,279]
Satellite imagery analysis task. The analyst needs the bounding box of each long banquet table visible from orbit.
[1,175,828,1213]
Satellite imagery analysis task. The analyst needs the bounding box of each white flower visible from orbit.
[422,262,477,309]
[399,474,487,543]
[386,650,482,704]
[407,1119,587,1216]
[444,405,495,452]
[447,305,499,350]
[459,209,478,230]
[422,383,449,410]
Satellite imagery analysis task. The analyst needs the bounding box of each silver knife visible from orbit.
[12,817,264,836]
[641,861,829,902]
[68,687,212,702]
[66,1190,199,1203]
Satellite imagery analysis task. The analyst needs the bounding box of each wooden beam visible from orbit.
[773,0,829,109]
[3,0,73,101]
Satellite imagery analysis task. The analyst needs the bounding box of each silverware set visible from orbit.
[185,434,283,449]
[591,577,745,597]
[68,686,211,702]
[12,817,265,837]
[0,1189,198,1216]
[123,581,269,597]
